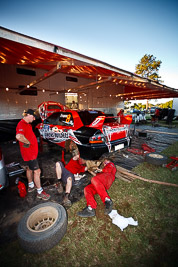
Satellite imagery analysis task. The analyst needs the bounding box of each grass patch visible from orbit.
[0,142,178,267]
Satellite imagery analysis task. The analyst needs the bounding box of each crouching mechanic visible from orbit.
[16,109,50,201]
[56,150,87,206]
[77,159,116,217]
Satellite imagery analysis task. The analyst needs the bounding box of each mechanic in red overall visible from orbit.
[56,149,87,206]
[77,159,116,217]
[16,109,50,201]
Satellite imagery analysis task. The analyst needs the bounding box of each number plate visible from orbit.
[115,143,124,151]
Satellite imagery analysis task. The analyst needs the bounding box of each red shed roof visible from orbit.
[0,26,178,100]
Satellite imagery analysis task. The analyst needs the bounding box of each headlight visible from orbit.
[89,133,106,144]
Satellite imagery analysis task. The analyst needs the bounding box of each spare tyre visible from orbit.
[17,202,67,254]
[145,153,167,166]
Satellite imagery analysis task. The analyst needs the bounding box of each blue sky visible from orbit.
[1,0,178,91]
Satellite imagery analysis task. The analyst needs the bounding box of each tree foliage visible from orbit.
[159,100,173,109]
[135,54,162,82]
[124,100,173,111]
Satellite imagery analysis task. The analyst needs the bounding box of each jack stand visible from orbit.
[165,156,178,171]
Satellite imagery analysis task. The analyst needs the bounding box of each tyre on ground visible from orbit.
[17,202,68,254]
[145,153,167,166]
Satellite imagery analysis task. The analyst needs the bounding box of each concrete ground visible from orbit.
[0,124,178,245]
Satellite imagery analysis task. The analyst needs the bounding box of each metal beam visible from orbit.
[19,63,61,91]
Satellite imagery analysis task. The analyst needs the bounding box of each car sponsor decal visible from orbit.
[39,123,129,153]
[39,126,81,145]
[59,113,73,125]
[102,125,128,152]
[102,126,112,152]
[39,103,46,120]
[90,116,105,127]
[68,129,82,145]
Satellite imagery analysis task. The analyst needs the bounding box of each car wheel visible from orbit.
[145,153,167,166]
[17,202,68,254]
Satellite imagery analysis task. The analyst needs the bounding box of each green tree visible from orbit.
[135,54,162,82]
[162,100,173,108]
[134,103,139,109]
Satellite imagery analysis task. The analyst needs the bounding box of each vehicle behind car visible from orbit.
[0,147,8,190]
[150,107,158,114]
[130,109,141,114]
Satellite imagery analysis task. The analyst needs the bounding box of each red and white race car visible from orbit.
[37,101,132,160]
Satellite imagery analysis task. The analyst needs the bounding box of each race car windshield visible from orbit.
[47,105,62,110]
[44,112,74,126]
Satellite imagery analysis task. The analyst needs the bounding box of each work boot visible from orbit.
[104,199,113,214]
[63,193,72,207]
[55,181,63,194]
[77,206,96,217]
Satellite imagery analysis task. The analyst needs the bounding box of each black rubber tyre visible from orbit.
[145,153,168,166]
[17,202,68,254]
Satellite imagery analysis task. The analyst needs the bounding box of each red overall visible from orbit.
[84,162,116,209]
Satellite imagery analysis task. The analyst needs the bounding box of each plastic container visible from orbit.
[18,181,27,198]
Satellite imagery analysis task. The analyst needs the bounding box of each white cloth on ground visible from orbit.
[108,210,138,231]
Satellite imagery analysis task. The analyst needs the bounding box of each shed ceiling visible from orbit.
[0,26,178,101]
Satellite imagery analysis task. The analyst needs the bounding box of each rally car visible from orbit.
[37,101,132,160]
